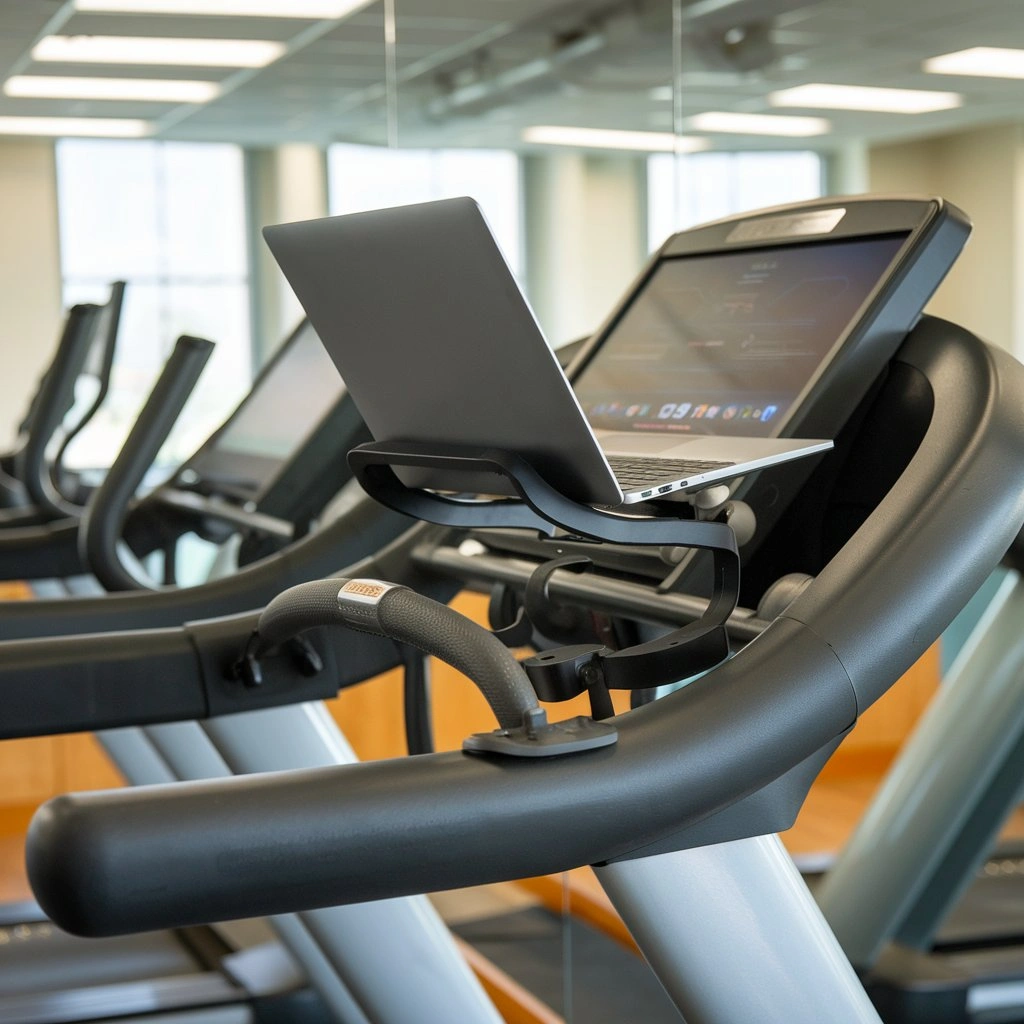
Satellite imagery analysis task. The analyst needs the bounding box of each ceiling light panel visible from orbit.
[73,0,371,17]
[924,47,1024,79]
[5,75,221,103]
[32,35,286,68]
[0,116,151,136]
[523,126,708,152]
[770,83,962,114]
[689,111,830,136]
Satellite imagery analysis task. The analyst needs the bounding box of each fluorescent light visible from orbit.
[73,0,371,17]
[5,75,221,103]
[0,116,150,137]
[924,47,1024,80]
[770,83,962,114]
[689,111,830,136]
[32,35,286,68]
[648,85,673,101]
[523,126,707,153]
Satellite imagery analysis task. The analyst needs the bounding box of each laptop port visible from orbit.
[658,485,673,494]
[642,490,652,498]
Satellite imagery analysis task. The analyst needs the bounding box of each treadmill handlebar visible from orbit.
[25,317,1024,937]
[0,517,84,579]
[0,493,415,642]
[17,304,102,520]
[79,335,214,592]
[28,616,858,936]
[252,576,538,730]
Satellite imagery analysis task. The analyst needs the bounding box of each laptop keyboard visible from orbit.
[607,455,733,490]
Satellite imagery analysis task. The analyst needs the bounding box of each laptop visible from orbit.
[263,197,832,508]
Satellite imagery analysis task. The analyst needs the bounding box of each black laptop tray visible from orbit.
[348,439,741,701]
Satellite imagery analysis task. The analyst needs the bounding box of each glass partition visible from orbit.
[381,4,681,1021]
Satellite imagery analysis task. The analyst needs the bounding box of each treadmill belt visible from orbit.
[453,907,684,1023]
[0,924,200,996]
[938,847,1024,948]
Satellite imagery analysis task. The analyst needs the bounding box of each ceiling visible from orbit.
[2,0,1024,152]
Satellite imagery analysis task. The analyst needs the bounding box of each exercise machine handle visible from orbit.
[16,304,101,520]
[49,281,126,501]
[250,576,538,730]
[79,335,214,592]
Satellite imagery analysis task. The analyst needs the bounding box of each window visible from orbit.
[328,144,522,278]
[647,151,823,251]
[56,139,251,470]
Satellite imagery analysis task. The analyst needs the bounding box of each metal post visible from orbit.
[597,835,881,1024]
[105,721,369,1024]
[200,703,503,1024]
[817,571,1024,964]
[96,727,176,786]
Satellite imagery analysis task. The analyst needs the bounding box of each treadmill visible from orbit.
[0,330,214,590]
[13,194,1021,1024]
[98,316,364,590]
[0,281,125,521]
[0,317,405,601]
[22,197,1024,1024]
[0,317,482,1023]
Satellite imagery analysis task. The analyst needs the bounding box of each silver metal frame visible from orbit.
[99,711,501,1024]
[816,570,1024,966]
[597,835,882,1024]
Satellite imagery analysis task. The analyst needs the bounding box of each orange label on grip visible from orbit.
[341,580,390,600]
[337,578,398,624]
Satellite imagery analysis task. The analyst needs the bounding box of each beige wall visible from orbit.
[868,124,1024,356]
[0,140,63,448]
[247,143,328,363]
[523,152,647,347]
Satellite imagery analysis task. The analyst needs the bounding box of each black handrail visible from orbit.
[79,335,214,591]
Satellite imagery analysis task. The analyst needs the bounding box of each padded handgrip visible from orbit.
[255,577,537,730]
[79,335,214,592]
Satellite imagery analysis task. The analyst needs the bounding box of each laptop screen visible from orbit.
[574,233,908,437]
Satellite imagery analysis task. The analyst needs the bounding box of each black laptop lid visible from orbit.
[264,198,623,505]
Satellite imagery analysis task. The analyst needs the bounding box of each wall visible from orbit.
[0,140,64,449]
[868,123,1024,356]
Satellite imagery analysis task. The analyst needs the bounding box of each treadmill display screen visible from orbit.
[574,234,907,436]
[217,323,345,459]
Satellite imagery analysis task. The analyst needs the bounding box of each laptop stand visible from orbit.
[348,439,741,731]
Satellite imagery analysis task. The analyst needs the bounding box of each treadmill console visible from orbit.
[465,197,970,618]
[563,196,970,586]
[177,319,344,504]
[136,319,367,559]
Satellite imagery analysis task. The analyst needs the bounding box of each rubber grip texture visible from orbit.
[256,577,536,730]
[258,577,349,649]
[375,585,537,730]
